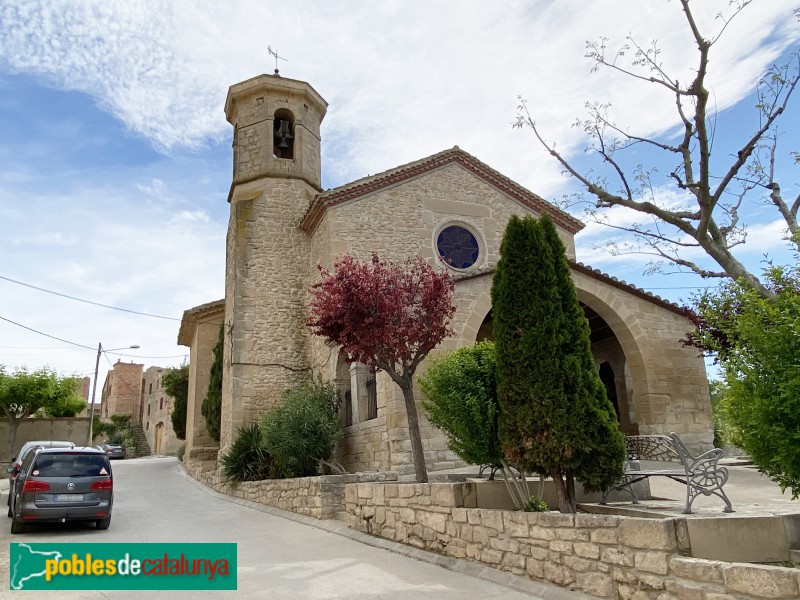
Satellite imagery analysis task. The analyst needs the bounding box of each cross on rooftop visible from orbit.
[267,45,287,75]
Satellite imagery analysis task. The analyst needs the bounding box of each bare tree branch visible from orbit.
[519,0,798,298]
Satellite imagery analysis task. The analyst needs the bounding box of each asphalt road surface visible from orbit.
[1,457,571,600]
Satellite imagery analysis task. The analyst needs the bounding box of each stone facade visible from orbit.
[98,359,182,455]
[346,480,800,600]
[178,300,224,467]
[141,366,182,456]
[100,361,145,420]
[178,72,713,477]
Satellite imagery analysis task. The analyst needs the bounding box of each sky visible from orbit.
[0,1,798,396]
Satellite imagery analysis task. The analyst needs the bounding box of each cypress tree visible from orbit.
[202,324,224,443]
[492,214,625,512]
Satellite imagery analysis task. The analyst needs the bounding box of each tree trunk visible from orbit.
[400,384,428,483]
[551,468,577,513]
[565,471,577,513]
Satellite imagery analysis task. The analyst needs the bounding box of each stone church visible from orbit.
[178,72,712,478]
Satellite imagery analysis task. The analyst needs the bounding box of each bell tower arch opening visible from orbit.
[273,108,295,159]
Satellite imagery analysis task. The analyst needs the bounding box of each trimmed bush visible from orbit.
[420,341,503,469]
[163,364,189,440]
[221,424,273,482]
[261,379,342,478]
[202,325,223,443]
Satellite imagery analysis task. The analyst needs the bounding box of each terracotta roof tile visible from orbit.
[451,261,687,316]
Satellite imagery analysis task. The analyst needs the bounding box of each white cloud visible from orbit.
[175,210,210,223]
[0,0,797,384]
[0,1,796,188]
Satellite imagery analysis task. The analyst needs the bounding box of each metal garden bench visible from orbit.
[600,432,734,514]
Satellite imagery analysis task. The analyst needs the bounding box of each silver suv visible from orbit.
[8,447,114,534]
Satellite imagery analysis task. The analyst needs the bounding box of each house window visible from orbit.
[147,404,150,416]
[436,224,479,269]
[149,383,152,394]
[365,378,378,420]
[160,397,164,410]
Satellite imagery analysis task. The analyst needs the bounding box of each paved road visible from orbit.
[0,457,569,600]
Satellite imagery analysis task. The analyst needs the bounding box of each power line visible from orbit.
[0,274,182,321]
[0,315,96,351]
[0,315,187,362]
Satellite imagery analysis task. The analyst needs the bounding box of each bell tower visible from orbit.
[220,74,328,454]
[225,74,327,190]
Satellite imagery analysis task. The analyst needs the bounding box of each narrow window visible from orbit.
[366,378,378,420]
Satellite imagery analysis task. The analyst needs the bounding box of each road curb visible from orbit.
[175,461,589,600]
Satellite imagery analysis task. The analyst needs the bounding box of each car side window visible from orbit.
[20,450,37,474]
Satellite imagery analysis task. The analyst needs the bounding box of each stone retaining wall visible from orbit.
[346,481,800,600]
[185,464,396,520]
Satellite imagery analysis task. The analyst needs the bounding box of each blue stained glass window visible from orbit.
[437,225,479,269]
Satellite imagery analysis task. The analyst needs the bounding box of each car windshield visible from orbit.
[33,454,109,478]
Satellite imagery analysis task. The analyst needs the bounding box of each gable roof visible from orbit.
[177,299,225,347]
[299,146,585,234]
[453,261,688,317]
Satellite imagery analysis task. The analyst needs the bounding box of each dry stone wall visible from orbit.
[189,469,396,520]
[346,481,800,600]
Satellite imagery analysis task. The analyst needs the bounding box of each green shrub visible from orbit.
[523,496,549,513]
[177,444,186,462]
[261,379,342,478]
[163,364,189,440]
[693,265,800,497]
[420,341,504,469]
[221,424,273,482]
[94,415,132,444]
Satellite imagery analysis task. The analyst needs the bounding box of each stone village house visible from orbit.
[178,73,712,479]
[100,361,181,456]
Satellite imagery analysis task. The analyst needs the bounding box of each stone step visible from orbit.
[129,423,151,457]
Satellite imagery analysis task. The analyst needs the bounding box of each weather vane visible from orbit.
[267,45,287,75]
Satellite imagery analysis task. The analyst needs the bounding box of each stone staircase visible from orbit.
[130,423,151,457]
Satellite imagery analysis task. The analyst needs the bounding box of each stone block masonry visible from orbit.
[346,481,800,600]
[190,467,397,520]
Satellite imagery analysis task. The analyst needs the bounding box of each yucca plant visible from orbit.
[221,424,273,482]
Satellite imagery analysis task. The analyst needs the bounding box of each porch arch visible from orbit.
[459,283,651,435]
